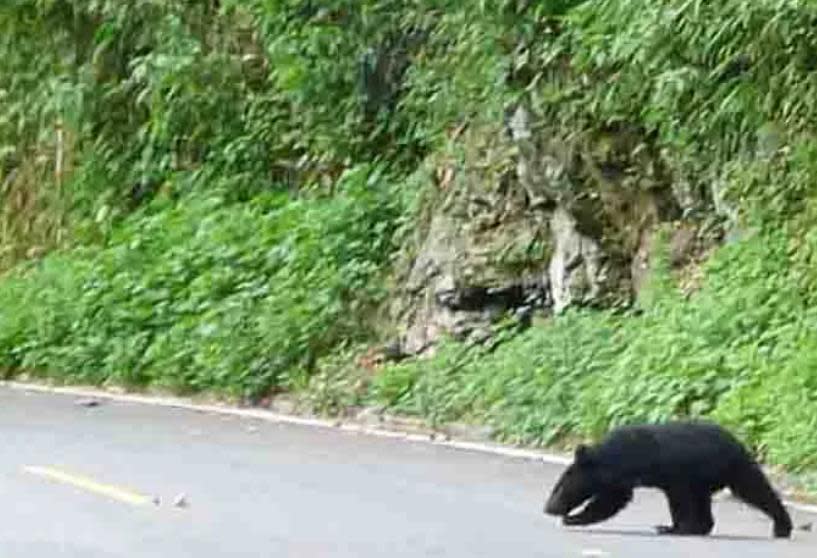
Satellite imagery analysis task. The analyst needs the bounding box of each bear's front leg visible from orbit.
[656,488,714,536]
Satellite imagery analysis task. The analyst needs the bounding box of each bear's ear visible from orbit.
[574,444,594,466]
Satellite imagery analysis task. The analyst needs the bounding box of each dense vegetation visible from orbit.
[2,1,817,476]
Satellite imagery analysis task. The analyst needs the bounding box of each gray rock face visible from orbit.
[397,212,549,356]
[508,105,573,206]
[391,105,685,356]
[548,207,606,313]
[398,214,466,355]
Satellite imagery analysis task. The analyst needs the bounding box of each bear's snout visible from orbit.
[544,493,567,516]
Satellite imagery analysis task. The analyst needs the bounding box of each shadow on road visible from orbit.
[570,527,766,542]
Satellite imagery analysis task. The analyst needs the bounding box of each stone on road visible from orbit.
[0,387,814,557]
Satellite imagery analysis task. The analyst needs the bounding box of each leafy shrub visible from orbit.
[5,0,817,480]
[0,165,400,398]
[370,223,817,470]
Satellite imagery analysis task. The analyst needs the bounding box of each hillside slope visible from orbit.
[1,1,817,479]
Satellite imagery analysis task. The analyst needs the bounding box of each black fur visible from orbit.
[544,421,793,538]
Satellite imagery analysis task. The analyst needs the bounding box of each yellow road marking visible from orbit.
[22,466,152,506]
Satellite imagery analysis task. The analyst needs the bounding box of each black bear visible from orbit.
[544,421,792,538]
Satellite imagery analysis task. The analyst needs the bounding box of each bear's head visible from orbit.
[543,444,600,517]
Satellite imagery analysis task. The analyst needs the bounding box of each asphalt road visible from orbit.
[0,387,815,557]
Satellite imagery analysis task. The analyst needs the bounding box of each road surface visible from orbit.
[0,386,814,557]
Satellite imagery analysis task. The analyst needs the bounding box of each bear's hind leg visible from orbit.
[727,463,792,538]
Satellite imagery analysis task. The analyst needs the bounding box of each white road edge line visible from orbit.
[4,380,817,516]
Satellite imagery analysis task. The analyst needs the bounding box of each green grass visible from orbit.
[0,165,400,400]
[4,0,817,481]
[362,223,817,472]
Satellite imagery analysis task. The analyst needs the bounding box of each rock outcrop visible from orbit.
[390,104,684,357]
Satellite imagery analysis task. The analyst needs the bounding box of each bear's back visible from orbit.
[593,421,750,488]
